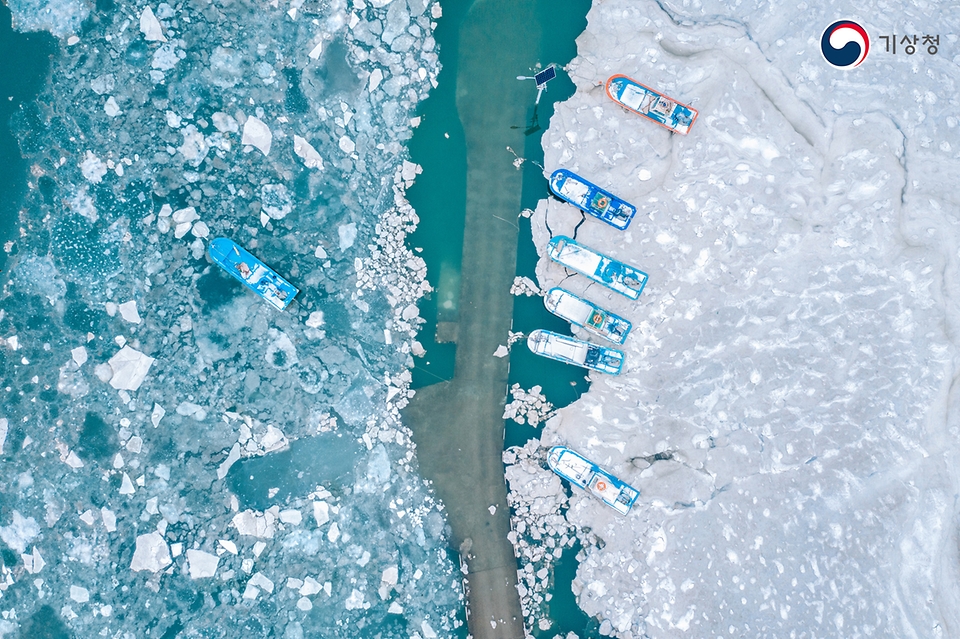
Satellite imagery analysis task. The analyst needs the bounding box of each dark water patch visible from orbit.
[17,605,72,639]
[0,2,55,277]
[405,0,470,388]
[196,268,242,309]
[545,541,602,638]
[76,412,118,464]
[283,67,309,114]
[227,431,362,511]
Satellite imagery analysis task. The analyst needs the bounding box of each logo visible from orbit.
[821,20,870,68]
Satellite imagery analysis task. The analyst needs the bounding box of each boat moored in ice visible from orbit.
[526,329,624,375]
[547,236,648,300]
[208,238,299,311]
[605,74,698,135]
[547,446,639,515]
[548,169,636,230]
[544,288,631,345]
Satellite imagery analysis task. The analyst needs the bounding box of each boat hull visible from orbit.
[527,329,624,375]
[606,74,698,135]
[548,169,636,230]
[544,288,632,345]
[547,236,648,300]
[208,238,299,311]
[547,446,639,515]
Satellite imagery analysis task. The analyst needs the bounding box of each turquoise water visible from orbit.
[0,4,54,277]
[405,0,601,635]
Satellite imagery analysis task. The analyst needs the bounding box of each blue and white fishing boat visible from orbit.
[606,74,698,135]
[544,288,632,345]
[547,446,639,515]
[208,238,299,311]
[527,329,624,375]
[547,236,648,300]
[548,169,636,230]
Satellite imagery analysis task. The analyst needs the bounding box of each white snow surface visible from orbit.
[529,1,960,638]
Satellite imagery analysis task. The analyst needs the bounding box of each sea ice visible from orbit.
[186,550,219,579]
[130,532,171,572]
[242,116,273,156]
[139,6,166,42]
[107,346,155,391]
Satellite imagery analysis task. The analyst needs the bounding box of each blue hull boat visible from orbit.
[606,74,698,135]
[544,288,632,345]
[548,169,636,230]
[208,238,299,310]
[547,446,639,515]
[547,236,648,300]
[527,329,624,375]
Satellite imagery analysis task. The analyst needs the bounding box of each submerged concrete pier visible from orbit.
[403,0,539,637]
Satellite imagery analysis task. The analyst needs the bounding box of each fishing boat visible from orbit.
[526,329,624,375]
[548,169,636,230]
[605,74,698,135]
[208,238,299,311]
[544,288,632,345]
[547,236,648,300]
[547,446,639,515]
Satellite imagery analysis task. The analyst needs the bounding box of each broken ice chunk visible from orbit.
[299,576,322,596]
[279,510,302,525]
[79,510,96,526]
[327,522,340,543]
[242,116,272,156]
[101,507,117,532]
[21,547,45,574]
[176,401,207,421]
[118,301,141,324]
[0,418,7,454]
[368,68,383,92]
[249,572,274,593]
[140,6,167,42]
[186,550,219,579]
[305,311,325,328]
[232,510,276,538]
[218,539,238,554]
[493,345,508,358]
[71,346,87,366]
[191,221,209,238]
[107,346,155,391]
[69,586,89,603]
[151,403,166,427]
[261,184,292,220]
[388,601,403,614]
[104,97,122,117]
[293,135,324,170]
[308,40,323,60]
[0,511,39,553]
[130,531,171,572]
[338,223,357,251]
[217,443,241,480]
[338,135,356,154]
[297,597,313,611]
[312,501,329,526]
[119,473,135,495]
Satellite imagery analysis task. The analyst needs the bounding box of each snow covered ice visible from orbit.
[508,0,960,637]
[0,0,463,636]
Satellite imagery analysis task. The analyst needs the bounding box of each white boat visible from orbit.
[543,288,631,345]
[547,446,639,515]
[547,236,648,300]
[526,329,624,375]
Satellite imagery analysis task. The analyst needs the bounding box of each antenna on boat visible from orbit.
[517,65,557,105]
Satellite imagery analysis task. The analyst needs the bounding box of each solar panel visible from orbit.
[534,66,556,87]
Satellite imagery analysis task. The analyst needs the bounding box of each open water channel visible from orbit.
[405,0,601,636]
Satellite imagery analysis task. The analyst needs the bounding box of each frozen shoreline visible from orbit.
[509,0,960,637]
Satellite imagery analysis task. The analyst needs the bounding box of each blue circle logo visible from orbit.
[821,20,870,68]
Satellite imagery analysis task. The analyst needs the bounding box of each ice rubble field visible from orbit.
[0,0,465,637]
[510,0,960,637]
